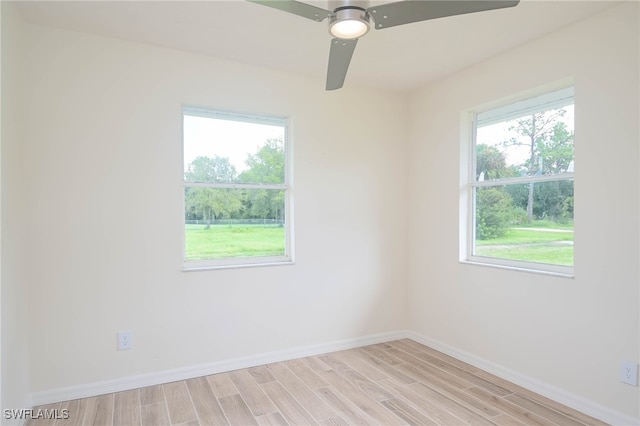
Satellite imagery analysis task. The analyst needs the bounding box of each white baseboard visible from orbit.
[29,330,409,406]
[406,331,640,426]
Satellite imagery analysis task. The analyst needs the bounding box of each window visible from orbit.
[182,107,293,269]
[464,87,574,276]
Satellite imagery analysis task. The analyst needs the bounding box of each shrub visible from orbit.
[476,188,515,240]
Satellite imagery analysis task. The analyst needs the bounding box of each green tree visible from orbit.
[239,139,285,221]
[531,179,574,223]
[477,144,506,180]
[239,139,285,184]
[185,156,244,228]
[185,155,237,183]
[475,146,520,238]
[503,109,573,222]
[476,144,520,180]
[538,122,574,175]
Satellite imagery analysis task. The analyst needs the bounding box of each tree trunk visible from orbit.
[527,115,537,223]
[527,182,534,223]
[205,210,211,230]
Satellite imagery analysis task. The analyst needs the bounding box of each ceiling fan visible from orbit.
[248,0,519,90]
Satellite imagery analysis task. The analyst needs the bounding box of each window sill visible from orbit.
[460,259,574,279]
[183,259,295,272]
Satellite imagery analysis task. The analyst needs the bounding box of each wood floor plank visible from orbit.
[465,386,556,426]
[261,381,318,425]
[389,339,429,354]
[248,365,277,384]
[401,372,503,420]
[332,349,390,381]
[317,354,353,376]
[285,358,330,389]
[314,387,377,425]
[396,359,473,396]
[81,394,114,426]
[206,372,238,398]
[377,379,475,425]
[492,413,530,426]
[306,355,333,372]
[389,348,476,390]
[474,370,609,426]
[26,403,61,426]
[381,398,439,426]
[255,411,290,426]
[163,381,197,425]
[407,382,499,426]
[371,342,395,350]
[186,376,229,425]
[113,389,140,426]
[314,368,407,425]
[265,362,336,421]
[354,348,417,385]
[173,421,200,426]
[139,385,165,406]
[318,415,349,426]
[341,368,395,402]
[140,402,170,426]
[360,344,404,366]
[219,394,259,426]
[319,354,395,402]
[55,399,86,426]
[413,342,482,374]
[505,393,585,426]
[407,349,513,397]
[229,369,277,416]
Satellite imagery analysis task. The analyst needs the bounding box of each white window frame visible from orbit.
[461,86,574,277]
[181,107,294,271]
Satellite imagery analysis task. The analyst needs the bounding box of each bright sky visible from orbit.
[476,105,574,168]
[183,115,284,173]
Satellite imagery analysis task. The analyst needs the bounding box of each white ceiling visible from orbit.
[14,0,617,92]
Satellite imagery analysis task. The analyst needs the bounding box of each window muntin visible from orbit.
[182,108,292,269]
[467,87,574,275]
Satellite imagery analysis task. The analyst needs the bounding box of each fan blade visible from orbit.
[367,0,519,30]
[247,0,331,22]
[326,38,358,91]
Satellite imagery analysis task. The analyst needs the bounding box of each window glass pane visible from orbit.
[474,181,574,266]
[184,188,286,261]
[183,114,285,184]
[476,105,574,181]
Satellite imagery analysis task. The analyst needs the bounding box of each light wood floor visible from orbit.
[27,339,608,426]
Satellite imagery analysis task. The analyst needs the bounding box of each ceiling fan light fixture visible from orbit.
[247,0,521,90]
[329,7,369,39]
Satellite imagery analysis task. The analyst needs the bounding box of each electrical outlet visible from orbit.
[117,331,132,351]
[620,360,638,386]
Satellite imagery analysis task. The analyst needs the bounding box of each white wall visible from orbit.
[1,2,32,418]
[408,2,639,421]
[2,1,639,423]
[12,20,408,394]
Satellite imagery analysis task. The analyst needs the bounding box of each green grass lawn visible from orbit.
[185,224,285,260]
[519,219,574,230]
[475,229,573,246]
[475,225,574,266]
[475,244,574,266]
[185,221,573,266]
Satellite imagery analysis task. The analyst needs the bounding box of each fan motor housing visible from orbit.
[329,6,370,39]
